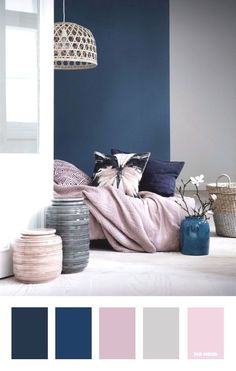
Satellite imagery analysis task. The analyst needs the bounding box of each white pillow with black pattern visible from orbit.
[92,151,150,197]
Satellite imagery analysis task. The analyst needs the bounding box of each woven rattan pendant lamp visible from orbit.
[54,0,97,70]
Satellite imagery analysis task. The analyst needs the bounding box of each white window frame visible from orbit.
[0,2,39,152]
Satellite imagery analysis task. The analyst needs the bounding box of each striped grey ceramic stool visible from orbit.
[45,198,90,274]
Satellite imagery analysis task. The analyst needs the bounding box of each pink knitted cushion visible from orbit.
[54,159,91,186]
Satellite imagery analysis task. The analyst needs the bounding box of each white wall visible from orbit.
[0,0,54,278]
[170,0,236,187]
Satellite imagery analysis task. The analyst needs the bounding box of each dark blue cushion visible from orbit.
[111,149,184,197]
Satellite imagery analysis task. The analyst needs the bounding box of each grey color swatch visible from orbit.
[143,308,179,359]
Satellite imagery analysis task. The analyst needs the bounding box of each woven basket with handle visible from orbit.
[207,174,236,237]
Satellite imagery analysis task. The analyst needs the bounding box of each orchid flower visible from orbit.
[175,174,215,220]
[190,174,204,187]
[210,194,217,201]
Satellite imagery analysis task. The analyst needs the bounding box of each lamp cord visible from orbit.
[63,0,66,23]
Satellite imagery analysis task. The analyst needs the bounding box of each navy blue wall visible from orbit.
[54,0,169,175]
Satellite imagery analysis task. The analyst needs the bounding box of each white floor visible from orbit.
[0,215,236,296]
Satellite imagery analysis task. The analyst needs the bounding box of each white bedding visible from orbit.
[1,232,236,296]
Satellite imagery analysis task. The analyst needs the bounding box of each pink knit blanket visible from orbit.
[54,183,194,253]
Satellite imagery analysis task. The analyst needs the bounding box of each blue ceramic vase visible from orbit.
[180,216,210,255]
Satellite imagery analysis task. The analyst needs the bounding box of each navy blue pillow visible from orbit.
[111,148,184,197]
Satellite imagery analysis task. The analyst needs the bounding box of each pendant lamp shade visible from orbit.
[54,22,97,70]
[54,0,97,70]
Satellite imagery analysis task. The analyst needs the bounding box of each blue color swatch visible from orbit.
[56,307,92,359]
[11,307,48,359]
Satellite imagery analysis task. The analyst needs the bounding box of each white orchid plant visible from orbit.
[175,174,217,220]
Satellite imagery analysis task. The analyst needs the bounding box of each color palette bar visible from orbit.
[99,307,135,359]
[56,307,92,359]
[188,307,224,359]
[12,307,48,359]
[9,306,224,360]
[143,307,179,359]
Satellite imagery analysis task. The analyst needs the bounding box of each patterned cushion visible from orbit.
[92,151,150,197]
[111,149,184,197]
[54,159,91,186]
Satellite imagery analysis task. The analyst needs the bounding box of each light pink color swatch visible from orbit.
[188,308,224,359]
[99,308,135,359]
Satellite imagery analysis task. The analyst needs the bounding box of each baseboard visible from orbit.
[0,247,13,279]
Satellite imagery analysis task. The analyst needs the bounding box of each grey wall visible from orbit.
[170,0,236,185]
[54,0,170,175]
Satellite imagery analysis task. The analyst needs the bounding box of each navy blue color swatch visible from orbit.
[56,307,92,359]
[11,307,48,359]
[54,0,170,175]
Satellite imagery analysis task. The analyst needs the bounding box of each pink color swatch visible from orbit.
[188,308,224,359]
[99,308,135,359]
